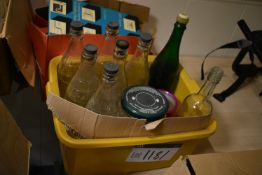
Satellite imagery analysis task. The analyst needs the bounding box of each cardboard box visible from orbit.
[87,0,150,24]
[48,0,143,36]
[0,0,36,87]
[46,56,213,138]
[164,149,262,175]
[0,100,31,175]
[29,14,140,96]
[29,1,149,95]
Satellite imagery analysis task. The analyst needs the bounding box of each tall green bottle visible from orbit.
[149,13,189,92]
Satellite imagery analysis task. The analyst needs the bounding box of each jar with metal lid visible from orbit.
[121,86,168,122]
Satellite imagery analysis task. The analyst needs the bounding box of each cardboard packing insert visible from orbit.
[46,56,213,139]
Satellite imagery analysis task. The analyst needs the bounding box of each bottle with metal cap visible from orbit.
[100,21,119,56]
[125,32,153,86]
[149,13,189,93]
[57,20,84,97]
[113,40,129,94]
[65,44,99,107]
[121,86,168,122]
[177,66,224,117]
[64,44,99,139]
[96,21,119,77]
[86,62,127,116]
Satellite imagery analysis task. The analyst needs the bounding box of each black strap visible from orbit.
[201,39,252,80]
[213,76,246,102]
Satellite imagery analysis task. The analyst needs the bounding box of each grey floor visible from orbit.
[1,73,61,166]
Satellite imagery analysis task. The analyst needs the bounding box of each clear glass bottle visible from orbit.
[57,20,84,97]
[112,40,129,94]
[65,44,99,107]
[149,13,189,92]
[86,62,127,116]
[96,21,119,77]
[177,66,224,117]
[125,32,152,86]
[100,21,119,57]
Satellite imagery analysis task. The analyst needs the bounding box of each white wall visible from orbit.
[123,0,262,57]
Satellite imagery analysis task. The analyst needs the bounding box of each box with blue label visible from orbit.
[49,0,142,36]
[30,0,149,96]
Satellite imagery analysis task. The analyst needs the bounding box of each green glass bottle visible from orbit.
[149,13,189,92]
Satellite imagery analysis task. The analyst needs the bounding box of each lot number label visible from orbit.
[126,144,181,162]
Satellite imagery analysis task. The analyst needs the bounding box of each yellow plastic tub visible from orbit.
[46,56,216,175]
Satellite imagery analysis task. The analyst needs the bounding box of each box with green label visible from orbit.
[46,56,216,175]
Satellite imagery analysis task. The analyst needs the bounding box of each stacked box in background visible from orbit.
[29,0,149,96]
[0,0,35,91]
[49,0,141,36]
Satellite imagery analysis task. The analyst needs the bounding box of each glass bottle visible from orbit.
[86,62,127,116]
[57,20,84,97]
[112,40,129,94]
[177,66,224,117]
[125,32,152,86]
[96,21,119,77]
[100,21,119,57]
[149,13,189,92]
[65,44,99,107]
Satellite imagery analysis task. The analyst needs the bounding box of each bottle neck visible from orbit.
[82,51,97,62]
[69,34,84,45]
[81,57,96,66]
[113,48,128,64]
[105,28,118,41]
[133,40,151,59]
[197,80,217,101]
[160,22,186,59]
[105,27,118,37]
[59,34,84,67]
[102,72,117,84]
[99,30,118,56]
[74,55,96,75]
[70,28,83,36]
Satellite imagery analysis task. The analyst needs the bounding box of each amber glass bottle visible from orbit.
[57,21,84,97]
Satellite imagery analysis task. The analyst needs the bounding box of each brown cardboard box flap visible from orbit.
[164,156,190,175]
[46,92,211,138]
[167,150,262,175]
[1,0,35,86]
[87,0,120,11]
[120,2,150,23]
[188,150,262,175]
[0,100,31,175]
[87,0,150,23]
